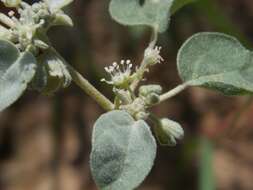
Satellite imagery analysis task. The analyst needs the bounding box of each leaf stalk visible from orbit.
[159,83,188,102]
[68,66,115,111]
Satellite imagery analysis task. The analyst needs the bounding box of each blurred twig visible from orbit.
[199,137,215,190]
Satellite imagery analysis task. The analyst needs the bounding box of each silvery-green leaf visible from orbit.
[46,0,73,12]
[90,110,157,190]
[0,40,37,111]
[177,32,253,95]
[109,0,173,33]
[154,118,184,146]
[35,49,72,95]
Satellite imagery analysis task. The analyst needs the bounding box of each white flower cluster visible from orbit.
[0,1,51,50]
[101,60,134,88]
[0,0,73,52]
[144,46,164,65]
[12,2,49,49]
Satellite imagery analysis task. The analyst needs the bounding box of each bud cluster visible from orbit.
[0,0,73,52]
[154,118,184,146]
[101,43,165,120]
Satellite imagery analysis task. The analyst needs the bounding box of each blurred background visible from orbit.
[1,0,253,189]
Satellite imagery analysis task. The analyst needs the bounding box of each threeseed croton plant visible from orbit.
[0,0,252,189]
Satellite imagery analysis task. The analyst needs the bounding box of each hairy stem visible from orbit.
[68,66,115,111]
[131,28,158,90]
[149,26,158,49]
[48,45,115,111]
[159,83,188,102]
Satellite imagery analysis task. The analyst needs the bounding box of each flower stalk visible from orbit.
[68,65,115,111]
[159,83,188,102]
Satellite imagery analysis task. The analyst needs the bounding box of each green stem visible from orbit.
[148,113,160,125]
[68,65,115,111]
[130,28,159,90]
[159,83,188,102]
[149,26,158,48]
[48,45,114,111]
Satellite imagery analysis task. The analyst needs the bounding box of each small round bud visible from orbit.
[145,93,160,105]
[52,13,73,27]
[139,84,162,97]
[135,111,149,120]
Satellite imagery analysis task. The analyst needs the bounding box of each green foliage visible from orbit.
[109,0,197,32]
[109,0,173,33]
[0,40,37,111]
[90,110,156,190]
[177,32,253,95]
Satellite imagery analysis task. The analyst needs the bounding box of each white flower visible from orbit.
[101,60,133,88]
[144,46,164,65]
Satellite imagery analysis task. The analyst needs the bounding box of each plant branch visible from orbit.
[130,28,159,90]
[159,83,188,102]
[149,26,158,49]
[68,65,115,111]
[48,46,114,111]
[148,113,160,125]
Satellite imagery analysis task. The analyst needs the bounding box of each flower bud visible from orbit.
[1,0,21,7]
[30,49,72,95]
[52,12,73,27]
[144,46,163,65]
[139,84,162,97]
[154,118,184,146]
[145,93,160,105]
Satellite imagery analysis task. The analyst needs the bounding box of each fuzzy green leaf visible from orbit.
[109,0,173,33]
[177,32,253,95]
[90,110,157,190]
[0,40,37,111]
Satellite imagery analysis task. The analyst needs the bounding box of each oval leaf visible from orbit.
[109,0,173,33]
[0,40,37,111]
[90,110,157,190]
[177,32,253,95]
